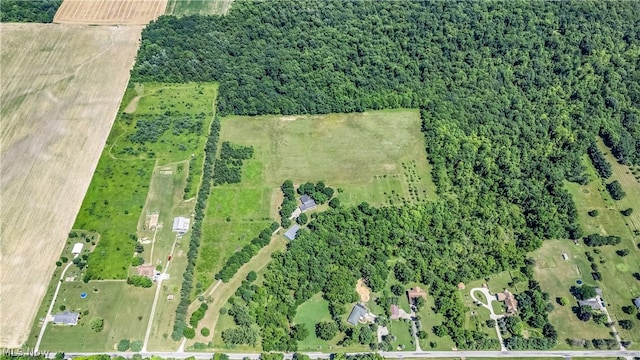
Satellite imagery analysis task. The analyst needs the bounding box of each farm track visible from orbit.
[0,23,142,348]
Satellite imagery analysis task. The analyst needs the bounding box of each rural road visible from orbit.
[58,350,640,359]
[470,287,506,351]
[34,262,74,352]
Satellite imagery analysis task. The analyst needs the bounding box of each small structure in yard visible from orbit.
[390,304,401,320]
[457,282,466,290]
[407,287,427,304]
[167,294,174,302]
[347,303,368,325]
[172,216,190,235]
[137,264,155,278]
[633,296,640,309]
[147,212,159,230]
[284,224,301,240]
[71,243,83,256]
[496,289,519,314]
[299,195,317,212]
[562,252,569,261]
[52,311,79,325]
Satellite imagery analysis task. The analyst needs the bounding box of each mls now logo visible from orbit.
[1,348,50,359]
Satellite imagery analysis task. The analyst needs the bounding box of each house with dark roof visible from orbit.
[284,224,301,240]
[347,304,368,325]
[299,195,317,212]
[53,311,79,325]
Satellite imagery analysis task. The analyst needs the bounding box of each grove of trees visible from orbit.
[0,0,62,23]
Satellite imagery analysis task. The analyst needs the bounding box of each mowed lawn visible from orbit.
[292,293,333,351]
[39,281,152,352]
[534,149,640,349]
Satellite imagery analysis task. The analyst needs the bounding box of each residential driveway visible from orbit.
[470,287,506,351]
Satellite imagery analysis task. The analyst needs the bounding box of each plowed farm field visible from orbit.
[0,23,142,348]
[54,0,167,25]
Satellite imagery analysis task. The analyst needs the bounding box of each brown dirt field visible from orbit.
[54,0,167,25]
[356,278,371,302]
[0,23,142,348]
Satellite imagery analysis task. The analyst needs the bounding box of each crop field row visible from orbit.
[0,23,142,349]
[54,0,167,25]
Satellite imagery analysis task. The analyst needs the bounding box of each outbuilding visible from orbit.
[172,217,190,235]
[299,195,317,212]
[284,224,301,240]
[71,243,83,256]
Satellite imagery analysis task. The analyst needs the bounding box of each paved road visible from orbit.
[470,287,506,351]
[35,262,74,352]
[59,350,640,359]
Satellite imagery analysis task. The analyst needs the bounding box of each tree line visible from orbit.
[0,0,62,23]
[172,117,220,341]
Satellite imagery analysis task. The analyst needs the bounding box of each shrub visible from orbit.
[201,327,210,337]
[621,208,633,216]
[183,327,196,339]
[130,340,143,352]
[117,339,130,351]
[90,318,104,333]
[588,210,599,217]
[606,180,626,200]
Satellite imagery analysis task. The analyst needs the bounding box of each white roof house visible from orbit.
[172,217,190,235]
[72,243,84,255]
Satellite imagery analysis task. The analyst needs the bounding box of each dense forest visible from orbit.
[133,0,640,349]
[133,0,639,167]
[0,0,62,22]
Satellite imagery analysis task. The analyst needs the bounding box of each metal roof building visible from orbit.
[172,217,190,235]
[284,224,301,240]
[299,195,317,212]
[347,304,368,325]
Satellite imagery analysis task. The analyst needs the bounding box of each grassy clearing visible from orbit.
[533,147,640,349]
[220,109,436,208]
[292,293,332,351]
[37,281,152,351]
[74,83,217,280]
[533,240,612,347]
[165,0,234,16]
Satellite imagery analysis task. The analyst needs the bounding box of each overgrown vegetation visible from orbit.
[0,0,62,23]
[213,141,254,185]
[583,234,622,247]
[586,143,612,179]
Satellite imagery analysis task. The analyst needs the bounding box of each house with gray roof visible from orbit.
[634,296,640,309]
[299,195,317,212]
[284,224,301,240]
[53,311,79,325]
[347,304,368,325]
[578,287,604,311]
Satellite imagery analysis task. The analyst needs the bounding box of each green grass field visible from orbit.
[165,0,234,16]
[533,144,640,349]
[74,83,217,279]
[37,281,152,351]
[292,293,333,351]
